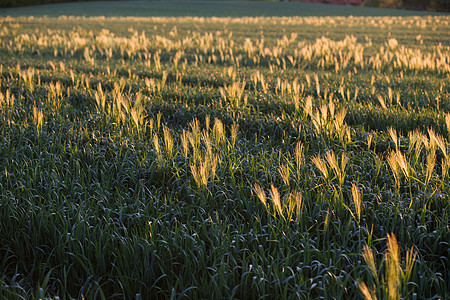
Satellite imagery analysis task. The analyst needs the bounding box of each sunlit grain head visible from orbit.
[425,149,436,185]
[386,233,401,300]
[181,130,189,158]
[445,113,450,137]
[278,164,290,187]
[351,183,361,223]
[295,141,304,172]
[359,281,377,300]
[388,127,398,150]
[311,154,329,181]
[362,245,377,280]
[270,185,282,216]
[163,126,174,158]
[387,151,400,188]
[33,106,44,133]
[253,183,267,208]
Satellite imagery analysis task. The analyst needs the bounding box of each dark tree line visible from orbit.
[1,0,449,12]
[367,0,449,11]
[0,0,98,8]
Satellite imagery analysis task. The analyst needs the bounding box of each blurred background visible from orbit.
[1,0,449,13]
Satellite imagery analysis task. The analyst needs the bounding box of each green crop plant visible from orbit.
[0,89,14,110]
[94,83,106,114]
[219,80,247,109]
[351,183,362,224]
[32,106,44,134]
[359,233,418,300]
[190,154,218,189]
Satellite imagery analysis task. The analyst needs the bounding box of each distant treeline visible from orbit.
[0,0,98,8]
[365,0,449,12]
[1,0,449,12]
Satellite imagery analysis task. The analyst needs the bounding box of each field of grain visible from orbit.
[0,12,449,299]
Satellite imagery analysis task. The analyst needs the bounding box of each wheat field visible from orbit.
[0,12,449,299]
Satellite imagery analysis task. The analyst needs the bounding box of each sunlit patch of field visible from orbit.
[0,15,449,299]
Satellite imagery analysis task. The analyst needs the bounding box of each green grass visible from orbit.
[0,9,449,300]
[0,0,445,17]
